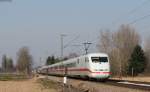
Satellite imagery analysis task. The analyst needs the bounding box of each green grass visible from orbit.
[0,74,29,81]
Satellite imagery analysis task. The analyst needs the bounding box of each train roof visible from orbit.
[87,53,108,57]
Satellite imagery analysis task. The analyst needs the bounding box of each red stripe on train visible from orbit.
[49,68,111,74]
[91,72,111,74]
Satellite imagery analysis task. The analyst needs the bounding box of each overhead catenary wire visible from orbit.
[63,35,80,49]
[83,42,92,54]
[110,0,150,27]
[129,13,150,24]
[126,0,150,15]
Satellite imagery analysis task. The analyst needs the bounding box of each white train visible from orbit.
[38,53,111,80]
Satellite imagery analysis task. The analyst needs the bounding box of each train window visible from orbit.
[77,59,79,64]
[66,62,76,67]
[100,57,108,62]
[59,65,61,69]
[91,57,108,63]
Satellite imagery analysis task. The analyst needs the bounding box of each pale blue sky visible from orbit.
[0,0,150,66]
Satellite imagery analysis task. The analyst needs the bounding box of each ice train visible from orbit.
[38,53,111,80]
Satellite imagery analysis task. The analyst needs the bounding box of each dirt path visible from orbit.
[0,77,56,92]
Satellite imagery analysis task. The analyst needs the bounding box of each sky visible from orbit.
[0,0,150,67]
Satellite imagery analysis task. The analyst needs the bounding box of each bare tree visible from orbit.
[16,46,33,75]
[97,24,140,76]
[7,58,14,72]
[144,37,150,75]
[113,25,140,75]
[97,29,113,54]
[1,55,14,73]
[2,54,7,72]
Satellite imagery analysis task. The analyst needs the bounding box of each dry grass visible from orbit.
[37,78,58,89]
[111,76,150,82]
[37,78,84,92]
[0,77,56,92]
[0,73,29,81]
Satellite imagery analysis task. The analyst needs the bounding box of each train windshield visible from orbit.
[91,57,108,63]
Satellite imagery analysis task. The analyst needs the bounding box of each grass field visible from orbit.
[37,78,58,89]
[111,76,150,82]
[0,73,29,81]
[0,77,56,92]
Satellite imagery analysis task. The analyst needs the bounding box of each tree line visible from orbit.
[45,53,78,65]
[1,46,33,76]
[98,24,149,76]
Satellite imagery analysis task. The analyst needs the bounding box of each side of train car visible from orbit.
[38,53,111,79]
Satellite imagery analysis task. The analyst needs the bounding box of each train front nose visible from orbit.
[89,71,111,78]
[90,65,110,78]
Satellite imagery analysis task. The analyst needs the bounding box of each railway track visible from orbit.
[42,75,150,91]
[107,79,150,91]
